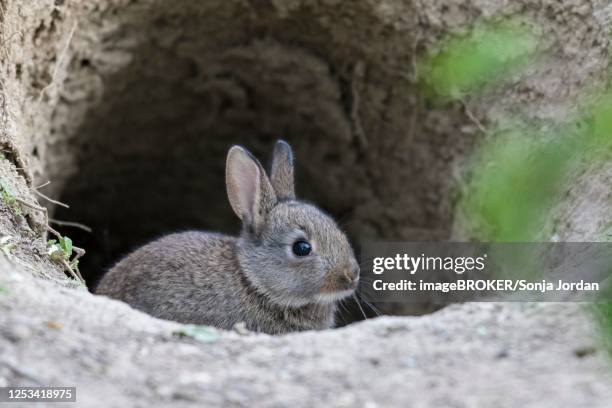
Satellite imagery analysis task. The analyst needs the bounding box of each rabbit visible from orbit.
[95,140,360,334]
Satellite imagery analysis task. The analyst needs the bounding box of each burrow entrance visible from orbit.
[31,0,479,318]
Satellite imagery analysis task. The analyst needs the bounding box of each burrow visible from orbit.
[8,0,483,319]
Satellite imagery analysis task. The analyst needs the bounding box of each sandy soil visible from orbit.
[1,261,611,407]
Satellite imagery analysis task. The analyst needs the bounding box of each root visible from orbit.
[460,99,488,135]
[38,21,78,102]
[50,219,92,233]
[350,61,368,150]
[34,189,70,208]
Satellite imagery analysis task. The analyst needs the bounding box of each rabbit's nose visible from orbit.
[343,262,360,284]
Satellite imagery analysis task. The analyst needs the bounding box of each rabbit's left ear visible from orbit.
[226,146,277,234]
[270,140,296,200]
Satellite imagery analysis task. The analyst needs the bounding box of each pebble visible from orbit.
[5,325,32,342]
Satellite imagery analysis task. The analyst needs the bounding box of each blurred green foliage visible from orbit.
[422,21,539,99]
[465,103,612,242]
[465,130,574,241]
[589,94,612,152]
[420,19,612,353]
[594,281,612,355]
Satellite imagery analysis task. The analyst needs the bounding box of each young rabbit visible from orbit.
[96,140,360,334]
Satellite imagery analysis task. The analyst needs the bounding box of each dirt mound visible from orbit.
[1,263,611,407]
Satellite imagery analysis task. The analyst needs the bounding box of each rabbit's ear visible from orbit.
[226,146,277,233]
[270,140,296,200]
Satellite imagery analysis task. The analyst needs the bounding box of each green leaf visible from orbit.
[59,236,73,260]
[174,325,219,343]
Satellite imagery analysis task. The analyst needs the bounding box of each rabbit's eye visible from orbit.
[292,240,312,257]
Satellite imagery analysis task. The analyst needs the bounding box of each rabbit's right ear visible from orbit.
[270,140,296,200]
[226,146,277,234]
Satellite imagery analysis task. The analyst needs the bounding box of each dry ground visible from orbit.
[1,261,612,407]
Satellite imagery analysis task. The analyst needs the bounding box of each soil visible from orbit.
[0,0,611,406]
[1,264,612,407]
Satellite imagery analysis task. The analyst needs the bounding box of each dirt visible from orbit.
[1,262,612,407]
[0,0,611,405]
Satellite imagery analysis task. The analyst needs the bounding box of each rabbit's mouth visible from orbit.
[315,266,360,304]
[313,288,356,304]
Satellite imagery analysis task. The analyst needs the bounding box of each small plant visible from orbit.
[48,235,73,264]
[0,180,22,216]
[47,234,84,283]
[0,176,86,285]
[0,286,7,295]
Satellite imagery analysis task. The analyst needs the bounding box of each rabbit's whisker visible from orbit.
[352,293,368,320]
[356,292,383,317]
[337,298,349,315]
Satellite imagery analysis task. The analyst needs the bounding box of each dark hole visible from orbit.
[51,39,360,294]
[43,10,472,323]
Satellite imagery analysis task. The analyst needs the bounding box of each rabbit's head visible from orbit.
[226,140,360,308]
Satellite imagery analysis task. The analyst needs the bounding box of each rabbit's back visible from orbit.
[95,140,356,334]
[96,230,336,333]
[96,231,247,327]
